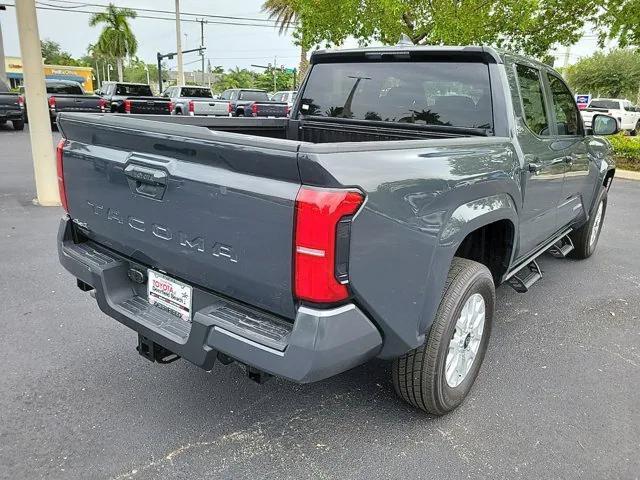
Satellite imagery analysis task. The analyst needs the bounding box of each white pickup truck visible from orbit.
[163,85,231,117]
[581,98,640,135]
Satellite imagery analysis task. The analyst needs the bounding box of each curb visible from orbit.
[616,169,640,181]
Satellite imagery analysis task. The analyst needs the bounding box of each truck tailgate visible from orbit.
[192,100,229,116]
[129,97,171,115]
[58,113,302,319]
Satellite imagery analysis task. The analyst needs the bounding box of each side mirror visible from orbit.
[592,114,619,136]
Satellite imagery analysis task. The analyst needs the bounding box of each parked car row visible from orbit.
[2,79,295,131]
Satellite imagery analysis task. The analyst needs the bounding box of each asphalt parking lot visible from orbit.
[1,124,638,480]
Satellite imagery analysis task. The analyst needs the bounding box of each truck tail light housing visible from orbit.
[97,98,108,112]
[227,102,233,115]
[56,138,69,213]
[123,99,131,113]
[17,95,24,109]
[188,100,195,115]
[294,187,364,303]
[251,103,259,116]
[168,101,174,112]
[48,96,56,109]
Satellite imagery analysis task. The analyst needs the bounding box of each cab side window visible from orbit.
[547,74,583,136]
[515,64,550,136]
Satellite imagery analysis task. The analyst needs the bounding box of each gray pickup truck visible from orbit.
[56,46,618,415]
[162,85,231,117]
[0,80,25,130]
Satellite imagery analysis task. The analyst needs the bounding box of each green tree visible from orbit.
[40,39,80,66]
[287,0,597,58]
[262,0,307,80]
[595,0,640,48]
[254,67,295,92]
[124,57,167,87]
[89,4,138,82]
[564,49,640,101]
[213,68,257,92]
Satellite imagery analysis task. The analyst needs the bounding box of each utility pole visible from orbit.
[15,0,59,206]
[197,18,207,85]
[175,0,184,85]
[0,5,8,86]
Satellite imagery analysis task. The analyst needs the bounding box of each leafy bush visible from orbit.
[609,133,640,171]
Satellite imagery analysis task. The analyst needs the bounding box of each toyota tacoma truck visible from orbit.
[98,81,171,115]
[56,46,618,415]
[162,85,231,117]
[219,88,288,117]
[580,98,640,135]
[0,80,25,130]
[23,79,106,125]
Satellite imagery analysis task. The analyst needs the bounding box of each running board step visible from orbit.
[506,259,542,293]
[548,236,574,258]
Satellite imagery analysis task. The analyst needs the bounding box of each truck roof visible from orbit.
[311,45,504,64]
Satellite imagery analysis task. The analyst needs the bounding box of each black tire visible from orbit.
[175,108,183,115]
[12,119,25,131]
[392,257,495,415]
[235,109,244,117]
[569,188,608,259]
[631,121,640,136]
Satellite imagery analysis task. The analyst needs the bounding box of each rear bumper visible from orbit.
[0,110,23,121]
[57,217,382,383]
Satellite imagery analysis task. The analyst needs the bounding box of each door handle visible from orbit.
[528,162,542,175]
[124,164,168,200]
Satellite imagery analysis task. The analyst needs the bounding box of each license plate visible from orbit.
[147,270,192,322]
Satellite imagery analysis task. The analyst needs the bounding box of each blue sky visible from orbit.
[1,0,301,71]
[1,0,606,71]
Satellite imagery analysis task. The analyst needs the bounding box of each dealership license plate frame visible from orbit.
[147,270,193,322]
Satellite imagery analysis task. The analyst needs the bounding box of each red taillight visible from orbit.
[227,102,233,114]
[98,98,107,112]
[56,138,69,213]
[286,105,292,117]
[123,99,131,113]
[48,96,56,109]
[251,103,259,116]
[168,101,174,112]
[17,95,24,108]
[188,100,195,114]
[294,187,364,303]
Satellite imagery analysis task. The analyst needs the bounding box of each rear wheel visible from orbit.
[392,257,494,415]
[12,119,25,131]
[569,189,608,259]
[631,121,640,136]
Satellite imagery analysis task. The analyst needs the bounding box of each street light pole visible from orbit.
[0,5,9,86]
[175,0,184,85]
[14,0,59,206]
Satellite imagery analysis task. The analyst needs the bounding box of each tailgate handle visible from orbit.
[124,164,168,200]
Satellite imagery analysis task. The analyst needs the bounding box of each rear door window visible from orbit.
[514,64,550,136]
[239,90,269,101]
[46,82,84,94]
[115,84,153,96]
[588,100,619,110]
[298,61,493,130]
[181,87,212,98]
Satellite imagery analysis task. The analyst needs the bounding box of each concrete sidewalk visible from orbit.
[617,169,640,181]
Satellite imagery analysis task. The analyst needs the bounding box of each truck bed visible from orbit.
[116,113,483,143]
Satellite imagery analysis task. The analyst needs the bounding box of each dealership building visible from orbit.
[4,56,94,92]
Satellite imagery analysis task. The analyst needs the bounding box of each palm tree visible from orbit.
[89,4,137,82]
[262,0,308,81]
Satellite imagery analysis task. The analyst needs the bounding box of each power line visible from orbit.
[3,3,285,28]
[41,0,295,25]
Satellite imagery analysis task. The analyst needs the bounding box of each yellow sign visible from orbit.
[4,56,95,92]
